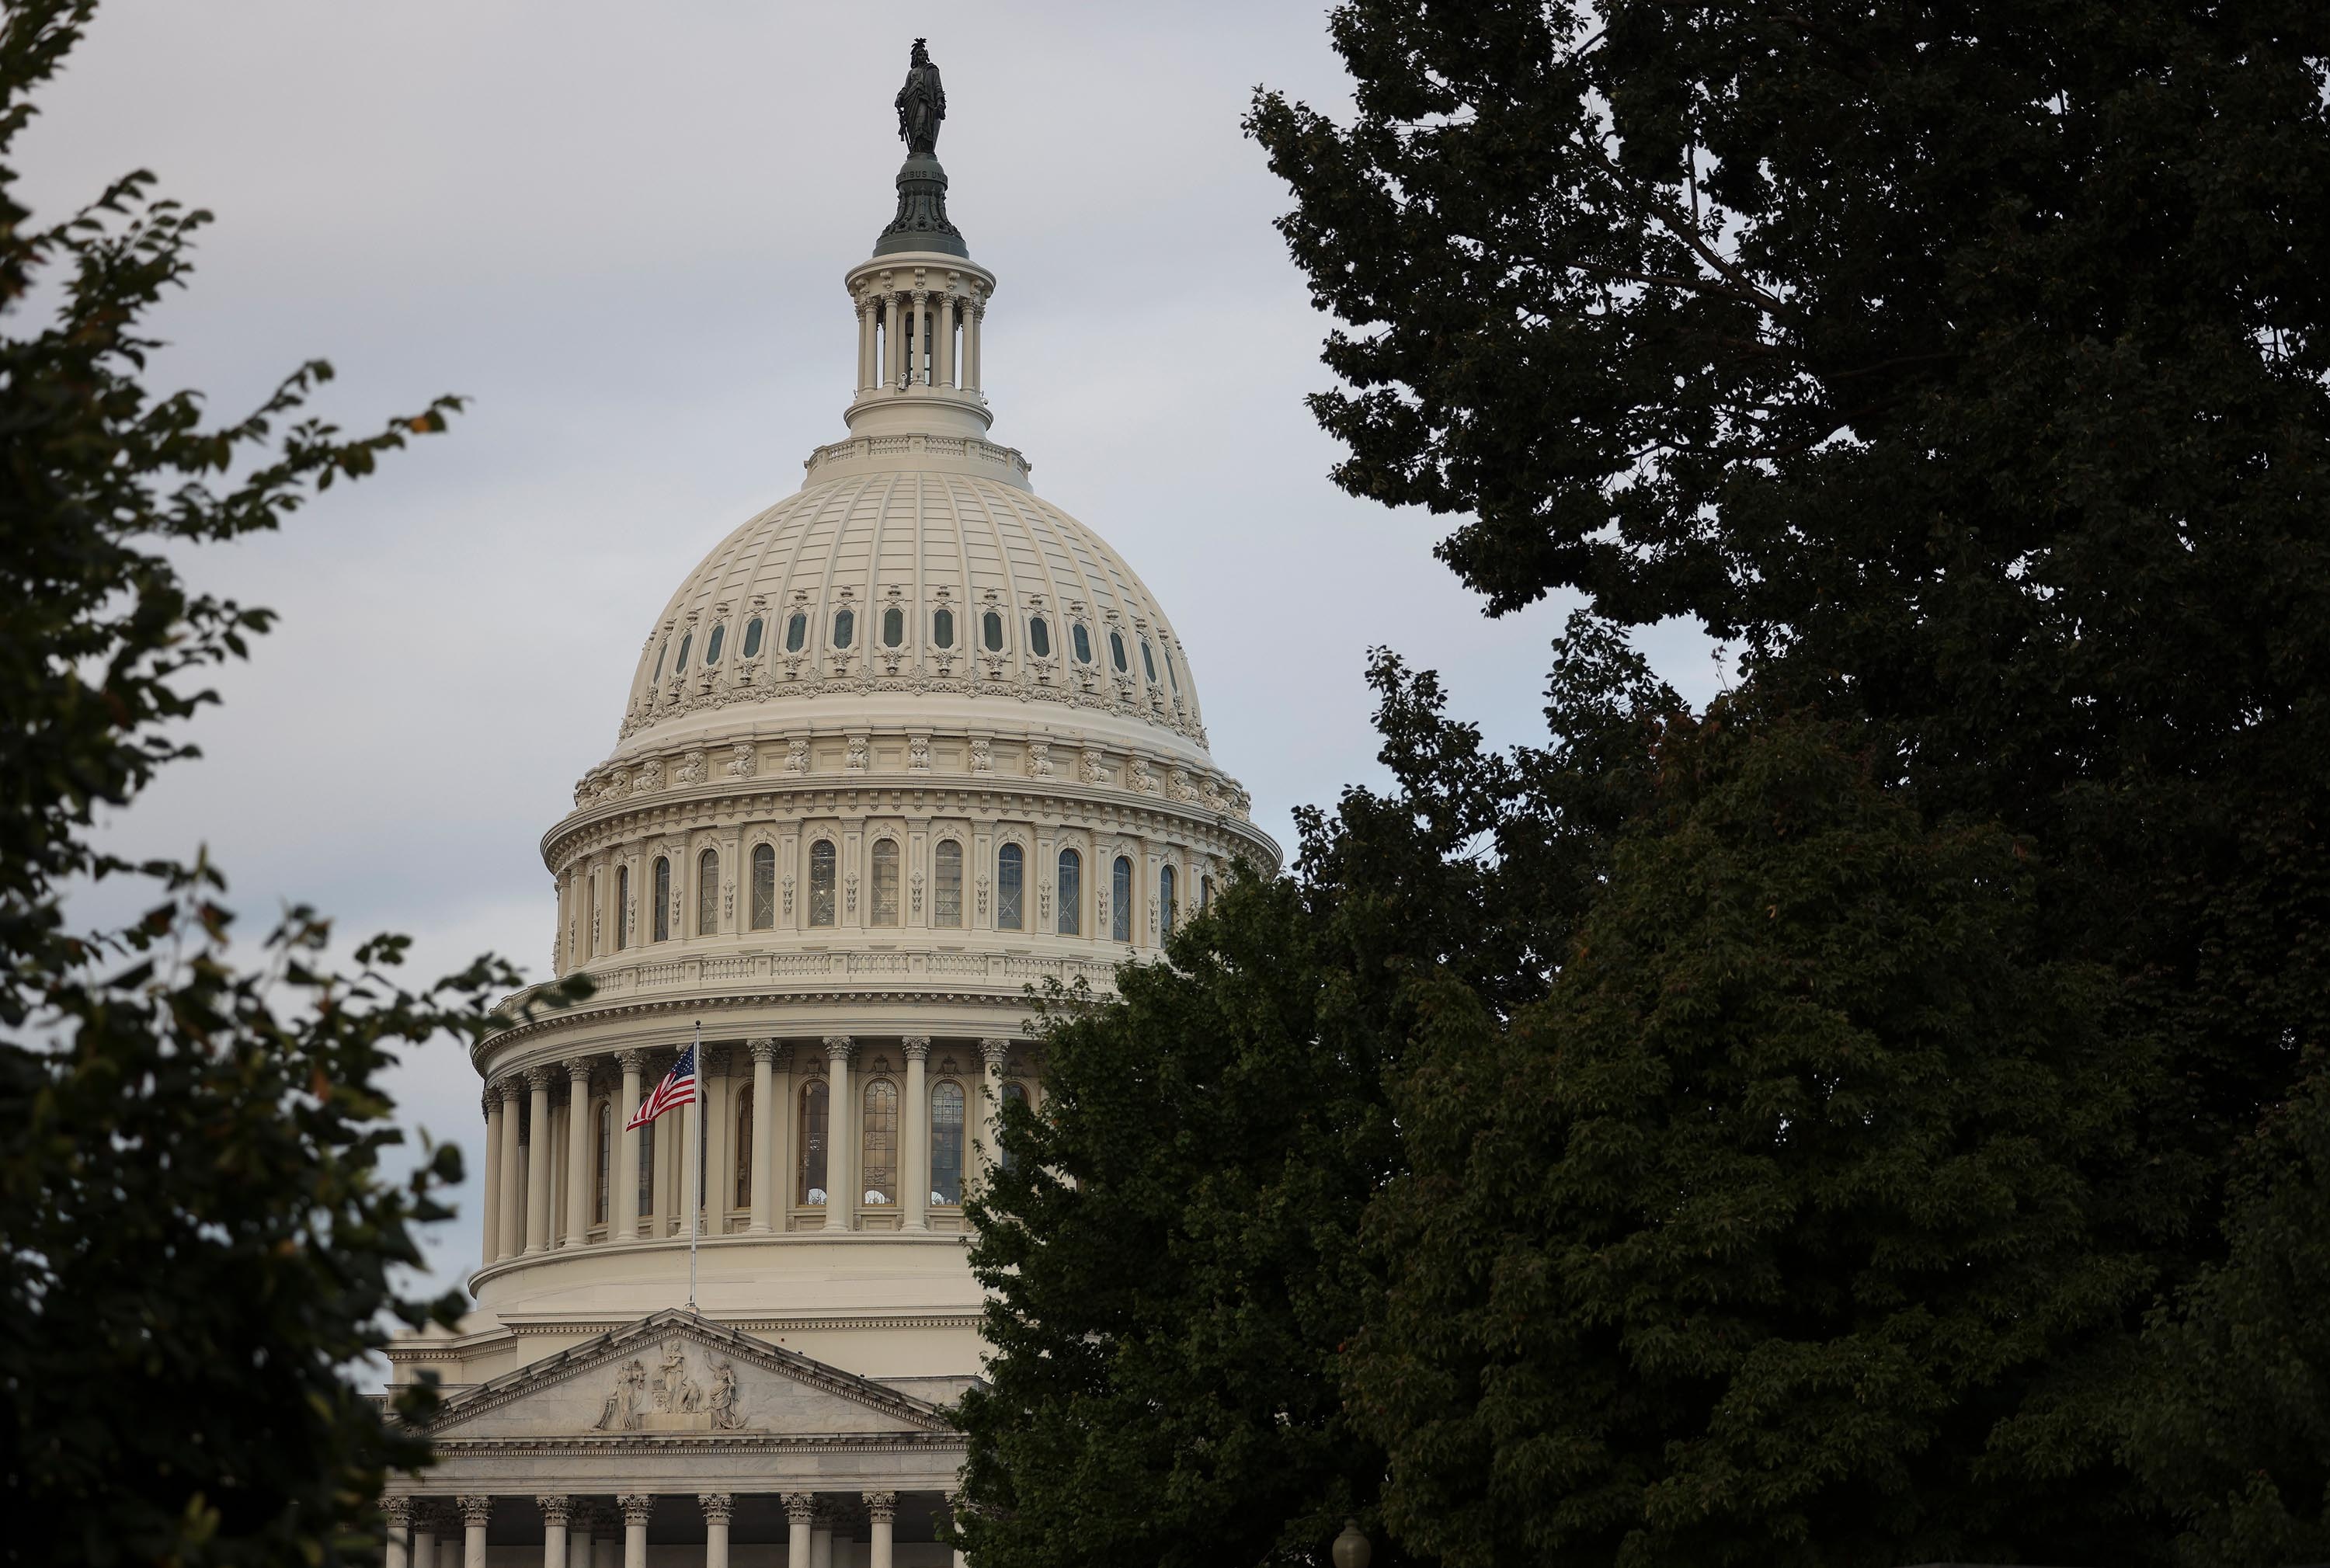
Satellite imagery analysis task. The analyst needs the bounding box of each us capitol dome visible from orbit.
[379,40,1277,1568]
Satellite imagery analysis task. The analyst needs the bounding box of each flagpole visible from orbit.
[687,1019,702,1312]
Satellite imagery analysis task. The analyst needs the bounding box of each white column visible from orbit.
[855,297,874,391]
[863,1492,894,1568]
[700,1494,732,1568]
[616,1050,645,1242]
[496,1080,524,1260]
[937,295,956,388]
[538,1496,570,1568]
[618,1495,652,1568]
[883,293,902,387]
[902,1038,930,1230]
[478,1093,503,1266]
[589,1505,619,1568]
[749,1038,777,1232]
[784,1493,816,1568]
[525,1068,555,1253]
[383,1497,412,1568]
[978,1037,1010,1191]
[809,1514,833,1568]
[965,298,984,391]
[909,290,927,384]
[567,1505,593,1568]
[565,1059,592,1246]
[825,1036,855,1231]
[459,1496,491,1568]
[946,1493,967,1568]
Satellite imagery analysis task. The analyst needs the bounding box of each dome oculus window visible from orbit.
[784,612,807,653]
[1028,616,1051,658]
[833,607,855,649]
[1163,647,1179,692]
[652,638,669,683]
[674,633,693,673]
[809,840,836,928]
[996,843,1024,930]
[704,622,725,665]
[933,607,955,648]
[741,617,763,659]
[982,610,1004,652]
[1072,622,1093,663]
[882,606,904,648]
[1140,638,1158,683]
[1056,847,1081,936]
[1108,631,1128,673]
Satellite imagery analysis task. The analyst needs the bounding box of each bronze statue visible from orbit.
[895,38,946,155]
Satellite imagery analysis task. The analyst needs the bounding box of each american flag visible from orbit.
[627,1044,696,1131]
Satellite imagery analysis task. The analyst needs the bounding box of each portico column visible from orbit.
[863,1492,895,1568]
[565,1059,593,1246]
[937,294,957,388]
[616,1050,645,1242]
[748,1038,777,1232]
[537,1496,571,1568]
[946,1493,967,1568]
[902,1038,931,1229]
[783,1493,816,1568]
[809,1509,833,1568]
[586,1504,620,1568]
[883,292,902,387]
[479,1092,503,1265]
[825,1036,855,1231]
[978,1037,1011,1191]
[496,1078,524,1260]
[617,1494,653,1568]
[383,1497,412,1568]
[566,1504,593,1568]
[459,1495,492,1568]
[525,1067,555,1253]
[700,1494,732,1568]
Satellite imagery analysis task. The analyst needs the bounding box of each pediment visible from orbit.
[426,1309,949,1442]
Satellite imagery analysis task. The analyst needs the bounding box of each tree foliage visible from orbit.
[0,4,574,1560]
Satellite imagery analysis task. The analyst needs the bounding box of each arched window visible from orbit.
[934,840,963,928]
[809,841,836,928]
[933,607,955,648]
[784,612,807,652]
[675,632,693,673]
[750,843,776,930]
[638,1118,656,1221]
[697,847,719,936]
[833,607,855,649]
[997,843,1024,930]
[861,1079,899,1205]
[982,610,1004,652]
[704,622,725,665]
[1160,864,1177,937]
[1201,874,1214,913]
[1072,622,1093,663]
[733,1086,753,1209]
[871,838,900,927]
[1140,638,1158,683]
[652,638,669,683]
[1028,617,1051,658]
[615,865,630,950]
[1112,856,1134,943]
[1056,847,1082,937]
[652,857,672,941]
[1109,630,1128,673]
[882,606,905,647]
[930,1080,965,1205]
[741,617,764,659]
[586,872,600,958]
[593,1102,611,1224]
[1000,1080,1030,1174]
[798,1080,829,1204]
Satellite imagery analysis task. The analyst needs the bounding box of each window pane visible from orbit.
[751,843,776,929]
[982,610,1004,652]
[785,613,806,652]
[833,607,854,649]
[705,623,725,665]
[930,1080,965,1205]
[734,1086,753,1208]
[809,841,836,928]
[1164,646,1180,690]
[799,1082,829,1203]
[616,865,630,950]
[1160,864,1177,937]
[997,843,1024,930]
[871,839,900,926]
[1140,638,1158,683]
[652,639,669,682]
[676,633,692,672]
[653,857,671,941]
[1112,856,1133,942]
[883,606,904,647]
[1029,617,1051,658]
[1072,622,1092,663]
[1201,874,1213,912]
[934,607,954,648]
[1057,848,1081,936]
[934,840,962,927]
[861,1079,898,1205]
[1109,631,1128,673]
[698,849,719,936]
[741,617,763,659]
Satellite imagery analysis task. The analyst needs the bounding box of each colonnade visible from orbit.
[856,285,984,395]
[479,1035,1020,1270]
[384,1490,962,1568]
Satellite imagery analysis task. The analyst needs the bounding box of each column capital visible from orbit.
[499,1075,529,1104]
[979,1038,1011,1071]
[825,1034,856,1066]
[782,1492,819,1525]
[618,1494,656,1526]
[749,1036,779,1065]
[616,1048,648,1073]
[381,1497,413,1528]
[525,1064,558,1090]
[536,1494,572,1527]
[698,1493,734,1525]
[481,1089,499,1119]
[861,1491,896,1522]
[457,1495,494,1527]
[901,1036,932,1062]
[566,1055,595,1083]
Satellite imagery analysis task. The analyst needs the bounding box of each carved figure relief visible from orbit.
[785,739,811,775]
[847,734,870,773]
[726,741,756,778]
[632,758,662,794]
[1169,767,1197,802]
[969,738,992,774]
[1081,747,1107,784]
[909,735,931,772]
[674,749,708,786]
[653,1342,704,1414]
[910,868,924,916]
[594,1358,648,1431]
[1027,740,1052,778]
[708,1361,743,1431]
[1129,759,1156,795]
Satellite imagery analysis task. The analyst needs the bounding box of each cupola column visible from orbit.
[855,297,875,393]
[882,292,903,388]
[902,1037,931,1229]
[965,297,984,391]
[825,1035,856,1231]
[909,290,928,384]
[936,294,957,388]
[615,1050,646,1243]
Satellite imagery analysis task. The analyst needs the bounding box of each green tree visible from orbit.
[0,5,575,1560]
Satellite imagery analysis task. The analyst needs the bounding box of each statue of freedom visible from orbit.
[895,38,946,156]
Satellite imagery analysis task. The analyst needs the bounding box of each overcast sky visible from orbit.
[23,2,1720,1295]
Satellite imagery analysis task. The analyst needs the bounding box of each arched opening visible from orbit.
[861,1079,899,1206]
[997,843,1024,930]
[871,838,900,927]
[1112,856,1134,943]
[652,857,671,941]
[934,840,963,928]
[593,1102,611,1225]
[1160,864,1177,938]
[1056,847,1082,937]
[697,847,719,936]
[809,841,836,928]
[798,1081,829,1205]
[930,1080,965,1205]
[750,843,776,929]
[733,1086,753,1210]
